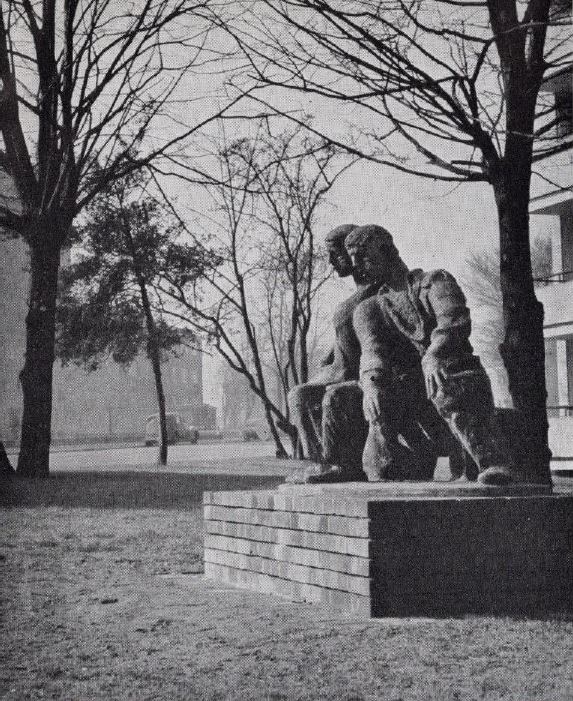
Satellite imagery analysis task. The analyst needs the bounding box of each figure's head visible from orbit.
[344,224,400,286]
[324,224,357,277]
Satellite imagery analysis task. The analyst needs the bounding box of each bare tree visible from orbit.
[0,0,241,476]
[257,253,333,420]
[158,120,353,456]
[221,0,572,481]
[463,237,552,405]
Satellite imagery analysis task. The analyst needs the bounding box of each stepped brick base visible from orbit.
[203,482,573,617]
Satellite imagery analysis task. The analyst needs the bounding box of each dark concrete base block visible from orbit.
[203,482,573,617]
[368,496,573,616]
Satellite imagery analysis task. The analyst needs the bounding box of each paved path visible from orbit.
[7,441,571,486]
[8,440,301,476]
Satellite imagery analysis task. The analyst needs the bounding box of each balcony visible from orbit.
[548,415,573,472]
[535,275,573,330]
[547,405,573,418]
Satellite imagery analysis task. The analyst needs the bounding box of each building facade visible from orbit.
[531,66,573,473]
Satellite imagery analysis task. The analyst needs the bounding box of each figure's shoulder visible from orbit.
[410,268,457,289]
[352,294,381,326]
[335,286,377,321]
[412,268,467,309]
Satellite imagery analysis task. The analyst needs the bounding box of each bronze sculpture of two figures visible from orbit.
[288,224,512,487]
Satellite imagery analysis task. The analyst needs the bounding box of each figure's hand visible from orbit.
[362,384,383,422]
[320,348,335,368]
[421,353,445,399]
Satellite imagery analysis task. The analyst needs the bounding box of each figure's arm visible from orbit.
[353,299,393,377]
[421,270,472,396]
[424,270,471,358]
[353,298,392,422]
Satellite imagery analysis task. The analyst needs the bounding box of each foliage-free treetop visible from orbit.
[224,0,572,481]
[0,0,239,476]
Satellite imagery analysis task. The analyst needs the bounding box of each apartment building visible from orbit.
[531,65,573,473]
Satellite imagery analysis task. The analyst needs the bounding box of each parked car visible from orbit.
[144,413,199,446]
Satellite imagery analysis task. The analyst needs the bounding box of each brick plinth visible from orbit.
[203,482,573,617]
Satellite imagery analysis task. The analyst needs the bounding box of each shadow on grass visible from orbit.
[0,471,284,509]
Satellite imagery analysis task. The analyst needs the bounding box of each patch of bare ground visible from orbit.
[1,471,572,700]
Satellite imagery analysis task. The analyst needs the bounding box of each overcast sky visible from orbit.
[4,2,559,414]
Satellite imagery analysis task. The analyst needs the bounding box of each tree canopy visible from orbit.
[0,0,241,475]
[224,0,571,182]
[57,176,215,371]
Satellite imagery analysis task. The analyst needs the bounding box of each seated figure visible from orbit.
[347,224,511,486]
[288,224,438,483]
[287,224,372,481]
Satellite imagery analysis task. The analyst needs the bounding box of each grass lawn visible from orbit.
[1,471,572,700]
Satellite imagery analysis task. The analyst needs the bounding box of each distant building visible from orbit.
[0,234,212,445]
[219,362,262,432]
[0,236,29,443]
[531,65,573,472]
[50,342,209,441]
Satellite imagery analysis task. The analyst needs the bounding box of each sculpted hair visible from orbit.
[345,224,397,256]
[324,223,358,246]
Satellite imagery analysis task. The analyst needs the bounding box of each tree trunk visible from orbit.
[149,339,168,466]
[299,318,310,384]
[493,163,552,484]
[275,412,299,457]
[137,275,168,466]
[17,241,61,477]
[262,401,288,458]
[123,217,169,467]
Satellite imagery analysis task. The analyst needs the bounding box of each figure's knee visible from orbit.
[322,384,343,413]
[430,363,494,420]
[289,383,310,403]
[287,385,304,409]
[288,383,323,415]
[322,382,362,418]
[343,381,363,403]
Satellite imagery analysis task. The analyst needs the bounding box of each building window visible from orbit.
[561,212,573,281]
[545,338,559,415]
[566,336,573,408]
